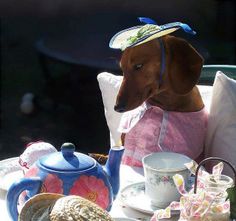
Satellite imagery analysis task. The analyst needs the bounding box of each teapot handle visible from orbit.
[6,177,42,221]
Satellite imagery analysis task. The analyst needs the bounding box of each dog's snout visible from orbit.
[114,103,126,113]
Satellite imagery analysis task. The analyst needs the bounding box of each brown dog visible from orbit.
[115,35,204,112]
[115,35,207,166]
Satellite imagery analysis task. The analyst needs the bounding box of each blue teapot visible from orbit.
[7,143,124,221]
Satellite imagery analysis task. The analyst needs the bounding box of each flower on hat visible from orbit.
[69,175,110,210]
[125,24,160,49]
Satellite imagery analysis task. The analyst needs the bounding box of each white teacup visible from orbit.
[142,152,192,208]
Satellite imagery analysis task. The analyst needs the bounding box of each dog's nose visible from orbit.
[114,104,126,113]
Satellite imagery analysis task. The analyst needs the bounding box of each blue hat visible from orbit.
[109,17,196,50]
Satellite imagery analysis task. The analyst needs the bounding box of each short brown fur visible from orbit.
[115,35,204,144]
[115,35,204,112]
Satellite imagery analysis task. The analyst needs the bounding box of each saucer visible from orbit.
[120,182,179,215]
[0,157,24,190]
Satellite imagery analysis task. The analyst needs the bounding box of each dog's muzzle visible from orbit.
[114,103,126,113]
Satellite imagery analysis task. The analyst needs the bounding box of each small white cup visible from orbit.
[205,174,234,189]
[142,152,192,208]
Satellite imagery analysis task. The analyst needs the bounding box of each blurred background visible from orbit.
[1,0,236,159]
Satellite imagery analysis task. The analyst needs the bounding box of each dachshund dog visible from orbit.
[115,35,208,167]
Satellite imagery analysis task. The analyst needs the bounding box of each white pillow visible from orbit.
[205,71,236,176]
[197,85,213,113]
[97,72,123,146]
[97,72,213,148]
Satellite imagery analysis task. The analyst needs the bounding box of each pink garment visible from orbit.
[118,102,208,167]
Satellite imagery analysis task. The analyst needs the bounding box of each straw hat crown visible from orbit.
[109,17,196,50]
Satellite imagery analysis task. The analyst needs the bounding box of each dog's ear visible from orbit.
[164,35,204,94]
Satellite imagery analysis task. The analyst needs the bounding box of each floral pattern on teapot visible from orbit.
[22,167,110,209]
[70,175,109,209]
[7,143,125,221]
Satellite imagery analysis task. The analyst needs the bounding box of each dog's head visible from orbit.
[114,35,204,112]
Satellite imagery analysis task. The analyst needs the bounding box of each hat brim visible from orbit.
[19,193,64,221]
[109,25,179,50]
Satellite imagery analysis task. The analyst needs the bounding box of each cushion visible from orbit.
[97,72,213,148]
[205,71,236,176]
[97,72,123,146]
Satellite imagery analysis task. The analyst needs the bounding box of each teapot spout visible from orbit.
[104,146,124,198]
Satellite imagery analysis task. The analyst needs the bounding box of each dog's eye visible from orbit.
[134,64,143,70]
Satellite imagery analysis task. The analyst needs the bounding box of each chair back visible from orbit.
[199,65,236,85]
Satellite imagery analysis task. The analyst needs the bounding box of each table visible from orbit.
[0,188,10,221]
[0,164,179,221]
[110,165,179,221]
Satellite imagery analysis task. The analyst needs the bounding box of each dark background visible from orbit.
[1,0,236,160]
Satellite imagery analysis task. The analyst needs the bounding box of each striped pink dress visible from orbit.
[118,102,208,167]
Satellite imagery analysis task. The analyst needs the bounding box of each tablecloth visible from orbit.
[0,164,178,221]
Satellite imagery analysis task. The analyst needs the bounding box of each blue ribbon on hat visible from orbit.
[138,17,158,25]
[138,17,196,35]
[138,18,165,86]
[137,17,196,86]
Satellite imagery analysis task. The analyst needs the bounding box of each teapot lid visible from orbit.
[39,143,96,172]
